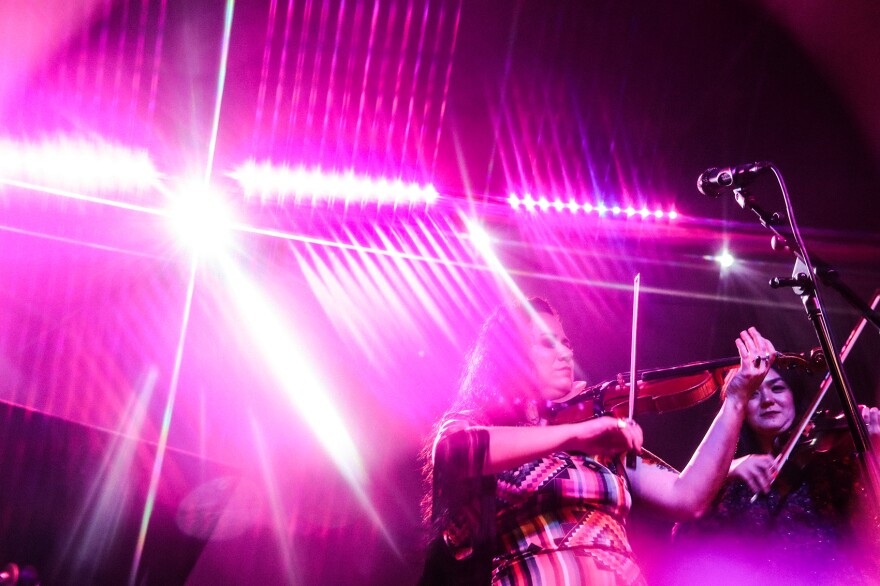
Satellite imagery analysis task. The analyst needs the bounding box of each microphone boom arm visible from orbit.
[732,183,880,331]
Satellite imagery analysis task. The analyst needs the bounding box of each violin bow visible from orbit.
[626,273,640,469]
[762,289,880,495]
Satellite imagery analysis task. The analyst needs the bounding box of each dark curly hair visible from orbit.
[450,296,559,425]
[418,296,559,524]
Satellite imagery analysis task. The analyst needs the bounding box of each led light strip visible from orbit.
[506,193,678,220]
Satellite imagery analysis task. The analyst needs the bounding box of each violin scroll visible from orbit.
[774,347,825,374]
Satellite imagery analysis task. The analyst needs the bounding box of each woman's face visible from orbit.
[527,312,575,402]
[746,369,796,444]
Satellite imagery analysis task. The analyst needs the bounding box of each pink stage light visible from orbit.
[718,251,736,268]
[0,135,159,195]
[166,183,236,256]
[229,160,439,207]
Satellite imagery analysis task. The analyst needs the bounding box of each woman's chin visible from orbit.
[756,421,788,437]
[548,385,578,403]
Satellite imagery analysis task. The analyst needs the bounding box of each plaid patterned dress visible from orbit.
[432,414,646,586]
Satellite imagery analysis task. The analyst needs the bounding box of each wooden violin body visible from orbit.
[798,409,856,458]
[543,347,826,425]
[543,368,732,424]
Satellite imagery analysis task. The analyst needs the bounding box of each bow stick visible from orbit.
[626,273,640,469]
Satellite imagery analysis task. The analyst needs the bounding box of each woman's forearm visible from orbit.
[436,416,640,477]
[673,395,748,515]
[628,393,749,521]
[482,424,578,474]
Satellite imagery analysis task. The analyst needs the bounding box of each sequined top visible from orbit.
[672,450,877,583]
[431,413,648,586]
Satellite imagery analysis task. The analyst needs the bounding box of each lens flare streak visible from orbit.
[317,0,348,160]
[59,370,157,578]
[249,412,299,584]
[204,0,236,184]
[129,252,199,585]
[146,0,169,120]
[253,0,281,145]
[426,0,461,176]
[296,246,385,364]
[372,226,457,341]
[462,215,530,307]
[0,177,161,214]
[217,256,365,484]
[217,253,400,554]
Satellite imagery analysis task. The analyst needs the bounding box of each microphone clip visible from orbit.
[732,187,782,229]
[769,272,814,295]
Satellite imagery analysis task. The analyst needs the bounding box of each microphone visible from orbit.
[697,161,771,197]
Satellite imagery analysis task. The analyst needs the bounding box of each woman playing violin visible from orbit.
[671,366,880,584]
[419,297,776,585]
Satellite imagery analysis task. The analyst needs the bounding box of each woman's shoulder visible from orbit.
[432,410,490,453]
[437,410,484,435]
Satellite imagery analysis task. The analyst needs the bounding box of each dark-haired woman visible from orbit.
[419,297,776,585]
[670,367,880,584]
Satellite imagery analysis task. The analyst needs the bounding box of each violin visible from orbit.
[543,347,826,425]
[758,409,860,499]
[764,290,880,495]
[796,409,855,458]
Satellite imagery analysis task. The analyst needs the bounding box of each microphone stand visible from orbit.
[731,187,880,331]
[730,176,880,515]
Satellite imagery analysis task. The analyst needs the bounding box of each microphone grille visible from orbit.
[697,167,723,197]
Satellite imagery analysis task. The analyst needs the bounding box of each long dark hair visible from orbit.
[448,296,559,426]
[418,296,559,526]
